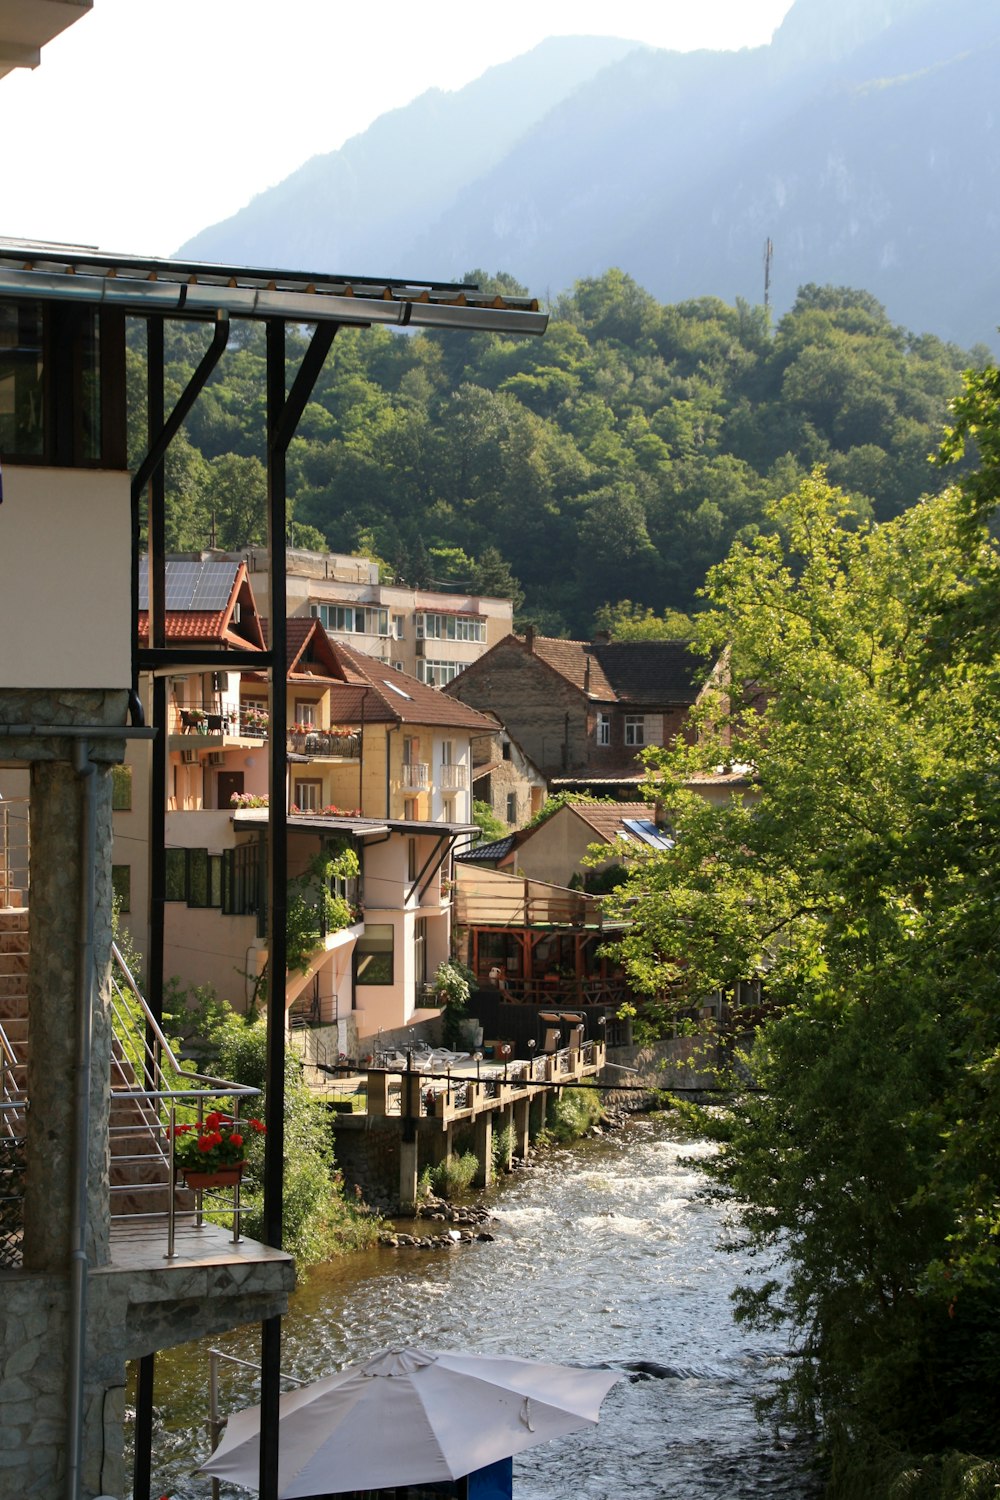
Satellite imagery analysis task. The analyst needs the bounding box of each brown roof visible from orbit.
[451,633,706,706]
[328,642,497,731]
[260,617,344,677]
[569,801,657,840]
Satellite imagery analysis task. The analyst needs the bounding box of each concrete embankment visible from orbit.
[602,1036,729,1110]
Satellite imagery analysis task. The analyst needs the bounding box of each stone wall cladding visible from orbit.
[449,641,586,774]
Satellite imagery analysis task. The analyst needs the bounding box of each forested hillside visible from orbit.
[140,272,982,634]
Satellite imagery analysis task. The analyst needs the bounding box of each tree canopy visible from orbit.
[603,385,1000,1495]
[130,273,981,637]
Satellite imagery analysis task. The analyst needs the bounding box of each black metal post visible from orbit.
[259,318,337,1500]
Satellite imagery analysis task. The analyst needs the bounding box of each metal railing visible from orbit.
[108,942,263,1258]
[401,762,430,790]
[0,797,29,908]
[438,763,468,790]
[287,729,361,759]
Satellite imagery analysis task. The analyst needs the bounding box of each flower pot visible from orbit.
[180,1162,245,1190]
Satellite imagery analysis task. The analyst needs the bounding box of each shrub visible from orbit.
[547,1087,605,1143]
[428,1151,478,1198]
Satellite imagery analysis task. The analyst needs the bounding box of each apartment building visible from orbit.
[231,546,514,686]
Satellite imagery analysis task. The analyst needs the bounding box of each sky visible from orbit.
[1,0,794,257]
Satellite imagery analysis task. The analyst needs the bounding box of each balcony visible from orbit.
[438,763,468,790]
[287,729,361,760]
[401,762,430,790]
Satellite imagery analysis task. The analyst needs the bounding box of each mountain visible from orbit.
[178,0,1000,350]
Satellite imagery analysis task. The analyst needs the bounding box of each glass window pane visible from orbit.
[0,301,44,457]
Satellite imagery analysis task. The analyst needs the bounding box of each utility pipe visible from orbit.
[65,737,96,1500]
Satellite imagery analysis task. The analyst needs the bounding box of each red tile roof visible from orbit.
[137,610,263,648]
[329,642,497,731]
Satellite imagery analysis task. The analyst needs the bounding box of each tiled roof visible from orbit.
[136,610,262,648]
[461,633,707,706]
[569,801,657,840]
[456,834,518,864]
[261,617,343,676]
[329,642,497,731]
[591,639,703,704]
[530,638,616,697]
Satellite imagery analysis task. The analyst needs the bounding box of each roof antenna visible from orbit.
[763,237,773,311]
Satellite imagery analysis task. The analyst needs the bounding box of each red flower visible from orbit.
[197,1135,215,1154]
[228,1133,244,1149]
[205,1111,223,1129]
[249,1118,267,1134]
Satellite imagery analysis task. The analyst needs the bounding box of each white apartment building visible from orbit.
[231,546,514,686]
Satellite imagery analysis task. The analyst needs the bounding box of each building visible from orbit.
[459,799,672,887]
[233,545,514,686]
[470,721,548,830]
[445,629,726,795]
[0,229,545,1500]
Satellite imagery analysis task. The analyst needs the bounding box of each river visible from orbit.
[142,1115,821,1499]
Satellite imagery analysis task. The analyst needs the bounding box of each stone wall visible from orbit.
[602,1036,726,1109]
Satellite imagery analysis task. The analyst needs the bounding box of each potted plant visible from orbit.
[170,1111,265,1188]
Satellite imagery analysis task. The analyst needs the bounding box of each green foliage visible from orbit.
[606,404,1000,1491]
[472,799,508,839]
[203,1010,379,1262]
[546,1087,605,1144]
[427,1151,478,1198]
[491,1122,516,1174]
[433,960,475,1048]
[130,276,974,635]
[592,599,695,639]
[285,846,360,976]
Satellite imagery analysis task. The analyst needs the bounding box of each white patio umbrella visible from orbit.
[200,1345,621,1497]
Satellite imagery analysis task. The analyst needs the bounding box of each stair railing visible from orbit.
[108,942,262,1258]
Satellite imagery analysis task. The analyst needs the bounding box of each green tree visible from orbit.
[607,446,1000,1494]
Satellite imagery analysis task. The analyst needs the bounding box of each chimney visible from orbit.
[524,625,535,653]
[592,629,610,645]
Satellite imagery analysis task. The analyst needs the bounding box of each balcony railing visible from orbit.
[401,762,430,790]
[287,730,361,760]
[438,764,468,790]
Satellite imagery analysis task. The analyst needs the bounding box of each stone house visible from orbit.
[445,629,725,796]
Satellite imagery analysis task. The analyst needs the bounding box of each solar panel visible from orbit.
[138,558,238,611]
[622,818,674,851]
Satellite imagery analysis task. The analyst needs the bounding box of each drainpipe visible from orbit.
[66,737,97,1500]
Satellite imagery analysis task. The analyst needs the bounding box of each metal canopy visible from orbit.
[0,238,549,336]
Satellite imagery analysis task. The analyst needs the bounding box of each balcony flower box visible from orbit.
[171,1112,265,1189]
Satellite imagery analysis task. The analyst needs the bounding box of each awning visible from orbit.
[0,240,549,336]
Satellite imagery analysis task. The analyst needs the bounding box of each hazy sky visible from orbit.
[2,0,794,257]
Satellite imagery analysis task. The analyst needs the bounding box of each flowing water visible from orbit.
[143,1116,821,1499]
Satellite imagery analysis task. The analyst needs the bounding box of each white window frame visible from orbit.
[596,712,611,746]
[625,715,645,747]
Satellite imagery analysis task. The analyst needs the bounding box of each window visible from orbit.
[506,793,517,824]
[294,701,317,728]
[311,603,389,636]
[416,658,464,687]
[393,661,405,673]
[441,740,453,766]
[501,741,512,761]
[294,779,323,812]
[355,923,393,985]
[415,612,486,642]
[0,299,125,468]
[442,797,456,824]
[597,712,611,747]
[165,848,223,908]
[111,764,133,811]
[222,842,263,926]
[625,715,645,747]
[111,865,131,913]
[392,614,405,639]
[403,736,420,767]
